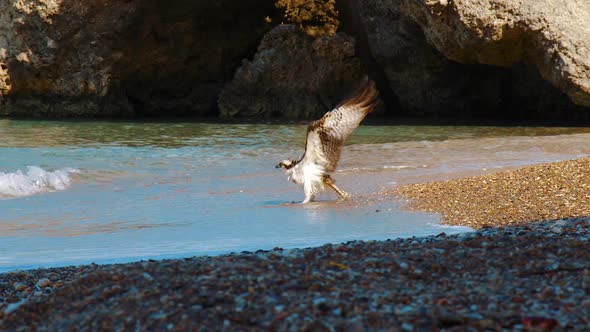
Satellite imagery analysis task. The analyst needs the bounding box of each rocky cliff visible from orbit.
[0,0,279,117]
[0,0,589,120]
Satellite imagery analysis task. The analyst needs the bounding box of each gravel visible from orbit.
[394,157,590,228]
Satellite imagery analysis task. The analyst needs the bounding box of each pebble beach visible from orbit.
[395,157,590,228]
[2,157,590,331]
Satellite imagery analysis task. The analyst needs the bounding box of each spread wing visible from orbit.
[299,79,379,172]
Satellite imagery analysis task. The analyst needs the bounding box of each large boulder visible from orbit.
[403,0,590,108]
[337,0,589,120]
[218,25,365,118]
[0,0,279,117]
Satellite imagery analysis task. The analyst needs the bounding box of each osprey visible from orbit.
[276,79,379,203]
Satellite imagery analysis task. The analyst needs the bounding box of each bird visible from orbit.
[276,78,379,203]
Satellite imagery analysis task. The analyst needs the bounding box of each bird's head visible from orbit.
[275,159,297,170]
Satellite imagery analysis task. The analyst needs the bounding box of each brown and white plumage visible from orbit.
[276,78,379,203]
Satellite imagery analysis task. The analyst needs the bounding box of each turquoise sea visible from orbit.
[2,119,590,272]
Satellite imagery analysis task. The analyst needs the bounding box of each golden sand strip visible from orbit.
[394,157,590,228]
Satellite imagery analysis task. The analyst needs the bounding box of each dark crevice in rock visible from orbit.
[335,0,401,116]
[103,0,281,118]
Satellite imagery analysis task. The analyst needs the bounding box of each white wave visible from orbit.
[0,166,80,199]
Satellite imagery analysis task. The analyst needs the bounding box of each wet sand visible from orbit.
[2,157,590,330]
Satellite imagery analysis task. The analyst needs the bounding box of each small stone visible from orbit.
[401,322,414,331]
[396,305,415,315]
[467,312,483,320]
[36,278,51,288]
[554,220,568,227]
[4,300,25,314]
[312,297,327,306]
[149,311,167,320]
[13,282,27,292]
[16,52,30,63]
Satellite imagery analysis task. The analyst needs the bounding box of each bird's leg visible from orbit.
[302,181,316,203]
[323,175,351,199]
[301,196,314,204]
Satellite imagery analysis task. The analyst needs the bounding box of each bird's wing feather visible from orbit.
[300,79,378,172]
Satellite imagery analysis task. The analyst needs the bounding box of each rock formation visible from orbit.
[337,0,589,120]
[0,0,279,117]
[223,0,590,120]
[218,25,365,118]
[219,1,365,119]
[0,0,588,120]
[402,0,590,108]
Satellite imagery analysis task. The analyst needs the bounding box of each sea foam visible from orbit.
[0,166,80,199]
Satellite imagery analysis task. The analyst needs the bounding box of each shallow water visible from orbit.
[1,120,590,273]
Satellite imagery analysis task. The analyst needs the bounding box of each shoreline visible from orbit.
[394,156,590,229]
[2,157,590,330]
[1,218,588,330]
